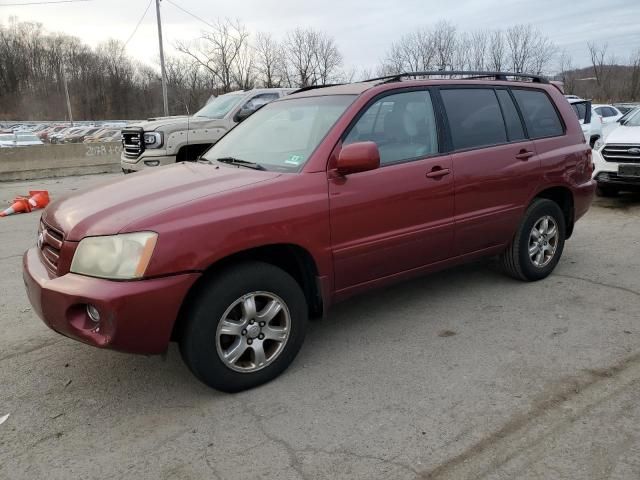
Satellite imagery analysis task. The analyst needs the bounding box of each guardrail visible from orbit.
[0,143,122,181]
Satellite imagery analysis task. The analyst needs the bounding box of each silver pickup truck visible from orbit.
[121,88,294,173]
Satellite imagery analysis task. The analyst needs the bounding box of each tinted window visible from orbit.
[344,90,438,166]
[513,89,564,138]
[242,93,280,111]
[571,102,587,122]
[496,90,526,141]
[441,88,507,150]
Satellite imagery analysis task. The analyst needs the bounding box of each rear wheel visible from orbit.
[180,262,308,392]
[500,199,566,281]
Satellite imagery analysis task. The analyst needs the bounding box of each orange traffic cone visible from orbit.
[27,190,50,210]
[0,197,32,217]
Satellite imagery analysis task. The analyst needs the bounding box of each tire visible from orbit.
[596,186,619,197]
[179,261,308,393]
[500,198,566,281]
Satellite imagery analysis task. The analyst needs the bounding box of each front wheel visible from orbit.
[180,262,308,392]
[500,199,566,281]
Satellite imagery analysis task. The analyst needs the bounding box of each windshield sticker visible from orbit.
[285,155,303,166]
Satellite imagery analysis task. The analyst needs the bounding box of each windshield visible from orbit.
[194,93,245,119]
[624,109,640,126]
[203,95,356,172]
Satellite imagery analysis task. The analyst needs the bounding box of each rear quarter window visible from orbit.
[512,89,564,139]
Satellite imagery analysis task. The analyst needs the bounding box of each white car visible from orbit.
[0,133,44,147]
[592,104,623,125]
[592,108,640,196]
[568,98,603,148]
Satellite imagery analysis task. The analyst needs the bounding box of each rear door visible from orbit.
[440,87,540,255]
[329,89,455,291]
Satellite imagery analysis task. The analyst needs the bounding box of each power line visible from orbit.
[164,0,215,30]
[121,0,153,53]
[0,0,95,6]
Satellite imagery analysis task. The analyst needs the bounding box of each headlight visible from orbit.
[70,232,158,280]
[143,132,162,148]
[593,138,604,150]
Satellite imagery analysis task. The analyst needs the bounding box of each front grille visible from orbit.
[38,219,64,274]
[601,144,640,163]
[122,128,144,159]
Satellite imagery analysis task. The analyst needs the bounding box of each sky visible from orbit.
[2,0,640,73]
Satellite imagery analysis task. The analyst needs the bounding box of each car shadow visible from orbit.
[594,191,640,210]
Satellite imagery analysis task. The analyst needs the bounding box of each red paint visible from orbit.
[23,79,595,354]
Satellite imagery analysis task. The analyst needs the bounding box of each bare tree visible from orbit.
[176,19,250,93]
[432,21,457,71]
[254,32,284,87]
[314,33,342,84]
[469,30,488,71]
[556,49,576,94]
[487,29,506,71]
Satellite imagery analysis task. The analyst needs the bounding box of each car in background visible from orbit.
[50,127,83,144]
[592,107,640,196]
[593,104,623,125]
[84,128,120,143]
[121,88,295,173]
[613,103,640,115]
[63,127,101,143]
[564,94,582,101]
[0,133,44,147]
[39,125,68,142]
[568,98,603,148]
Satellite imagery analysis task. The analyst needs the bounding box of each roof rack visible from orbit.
[364,71,549,84]
[291,83,343,94]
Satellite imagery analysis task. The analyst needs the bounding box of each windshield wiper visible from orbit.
[216,157,266,170]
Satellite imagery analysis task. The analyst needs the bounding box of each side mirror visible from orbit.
[234,107,255,123]
[336,141,380,175]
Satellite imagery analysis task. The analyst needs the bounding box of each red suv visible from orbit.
[23,72,595,392]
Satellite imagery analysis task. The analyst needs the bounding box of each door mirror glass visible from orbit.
[336,141,380,175]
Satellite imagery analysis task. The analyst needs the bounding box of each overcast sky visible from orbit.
[3,0,640,72]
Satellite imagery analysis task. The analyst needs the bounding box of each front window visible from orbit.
[194,93,245,119]
[203,95,356,172]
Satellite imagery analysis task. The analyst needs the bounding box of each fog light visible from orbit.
[86,304,101,323]
[144,160,160,167]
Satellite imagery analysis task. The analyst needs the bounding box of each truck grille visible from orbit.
[122,128,145,159]
[38,219,64,274]
[602,144,640,164]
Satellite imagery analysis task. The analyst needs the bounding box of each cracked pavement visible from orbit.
[1,174,639,479]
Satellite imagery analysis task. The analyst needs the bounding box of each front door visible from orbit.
[328,89,455,291]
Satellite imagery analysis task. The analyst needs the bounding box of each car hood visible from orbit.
[127,116,228,134]
[43,162,281,241]
[605,125,640,144]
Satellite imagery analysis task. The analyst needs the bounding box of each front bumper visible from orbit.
[120,152,176,173]
[592,148,640,190]
[23,247,200,354]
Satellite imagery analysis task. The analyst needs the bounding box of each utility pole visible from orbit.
[61,68,73,126]
[155,0,169,116]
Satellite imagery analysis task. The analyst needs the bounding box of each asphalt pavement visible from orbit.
[0,173,639,480]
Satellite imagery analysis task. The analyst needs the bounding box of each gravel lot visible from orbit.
[1,174,639,480]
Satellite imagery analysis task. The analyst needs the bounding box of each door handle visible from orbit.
[515,150,535,161]
[426,167,451,179]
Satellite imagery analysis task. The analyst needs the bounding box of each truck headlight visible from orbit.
[70,232,158,280]
[143,132,163,148]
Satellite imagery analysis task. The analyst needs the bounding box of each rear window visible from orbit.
[441,88,507,150]
[512,89,564,139]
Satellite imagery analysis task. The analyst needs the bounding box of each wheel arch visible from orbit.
[532,186,575,238]
[172,243,323,342]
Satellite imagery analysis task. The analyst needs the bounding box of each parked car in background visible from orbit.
[593,104,623,125]
[25,72,595,392]
[63,127,101,143]
[592,107,640,196]
[50,127,82,144]
[568,98,603,147]
[98,130,122,143]
[39,125,67,142]
[84,128,120,143]
[0,133,44,147]
[121,88,295,173]
[613,103,640,115]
